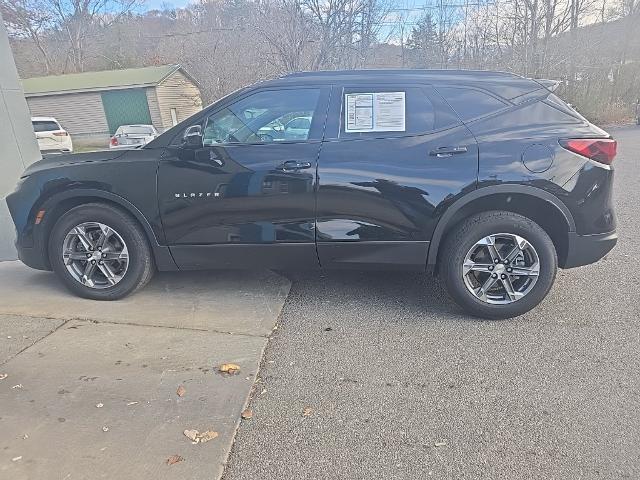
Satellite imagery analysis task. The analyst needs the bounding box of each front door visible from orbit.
[316,84,479,269]
[157,86,330,269]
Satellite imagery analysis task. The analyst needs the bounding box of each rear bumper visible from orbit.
[562,230,617,268]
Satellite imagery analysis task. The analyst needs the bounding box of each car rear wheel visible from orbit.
[439,211,557,319]
[48,203,154,300]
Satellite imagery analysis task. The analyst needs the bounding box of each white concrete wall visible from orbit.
[0,13,41,260]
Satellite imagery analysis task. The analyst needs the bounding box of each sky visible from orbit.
[138,0,453,42]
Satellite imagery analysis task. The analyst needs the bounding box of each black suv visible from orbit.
[7,70,617,319]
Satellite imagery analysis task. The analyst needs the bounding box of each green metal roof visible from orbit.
[22,64,183,96]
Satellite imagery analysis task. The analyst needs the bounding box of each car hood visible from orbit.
[21,150,128,177]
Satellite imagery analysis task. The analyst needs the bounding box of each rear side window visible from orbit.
[436,87,508,121]
[340,87,435,138]
[32,120,60,132]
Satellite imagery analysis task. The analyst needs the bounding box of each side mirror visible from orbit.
[182,125,203,149]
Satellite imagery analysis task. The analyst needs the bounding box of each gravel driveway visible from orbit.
[224,126,640,480]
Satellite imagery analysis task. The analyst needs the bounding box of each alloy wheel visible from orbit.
[62,222,129,289]
[462,233,540,305]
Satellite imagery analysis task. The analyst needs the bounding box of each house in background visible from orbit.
[22,64,202,146]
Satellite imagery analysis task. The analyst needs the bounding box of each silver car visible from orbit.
[109,125,159,149]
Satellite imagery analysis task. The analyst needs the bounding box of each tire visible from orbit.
[48,203,155,300]
[439,211,557,319]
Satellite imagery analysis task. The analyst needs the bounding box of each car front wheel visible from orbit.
[439,211,557,319]
[48,203,154,300]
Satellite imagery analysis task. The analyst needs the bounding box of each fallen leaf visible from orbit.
[0,374,8,380]
[102,426,109,432]
[183,429,199,442]
[241,409,253,420]
[198,430,218,443]
[176,385,186,397]
[434,441,447,447]
[219,363,241,375]
[11,456,22,462]
[96,403,104,408]
[302,407,313,417]
[183,429,218,444]
[166,454,184,465]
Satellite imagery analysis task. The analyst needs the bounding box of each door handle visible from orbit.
[430,146,468,158]
[278,160,312,171]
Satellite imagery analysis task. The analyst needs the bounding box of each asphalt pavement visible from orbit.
[224,126,640,480]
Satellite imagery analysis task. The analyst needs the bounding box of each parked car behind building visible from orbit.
[31,117,73,153]
[110,125,159,149]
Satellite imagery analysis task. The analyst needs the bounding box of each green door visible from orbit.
[101,88,152,134]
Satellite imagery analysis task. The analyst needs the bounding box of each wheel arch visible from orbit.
[428,184,575,270]
[37,189,177,271]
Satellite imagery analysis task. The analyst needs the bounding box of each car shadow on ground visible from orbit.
[276,269,490,324]
[22,266,487,323]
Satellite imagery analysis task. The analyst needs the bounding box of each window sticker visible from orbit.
[345,92,406,133]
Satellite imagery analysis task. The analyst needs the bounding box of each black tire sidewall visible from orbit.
[48,204,152,300]
[442,212,557,319]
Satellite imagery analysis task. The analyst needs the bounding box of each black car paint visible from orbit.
[6,70,616,274]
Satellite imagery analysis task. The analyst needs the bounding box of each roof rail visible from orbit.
[281,69,521,79]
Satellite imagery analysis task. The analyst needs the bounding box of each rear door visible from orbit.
[157,85,330,270]
[316,83,478,269]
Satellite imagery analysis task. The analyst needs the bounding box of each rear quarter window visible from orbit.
[543,93,587,122]
[436,87,508,121]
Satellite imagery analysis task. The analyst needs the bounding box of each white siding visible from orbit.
[146,87,163,131]
[26,91,108,135]
[155,70,202,130]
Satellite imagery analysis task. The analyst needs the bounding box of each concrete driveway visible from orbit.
[224,126,640,480]
[0,266,290,479]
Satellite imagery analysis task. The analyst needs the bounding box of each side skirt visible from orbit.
[317,241,429,271]
[169,243,320,270]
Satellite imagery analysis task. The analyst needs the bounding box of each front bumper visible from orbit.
[16,245,50,271]
[562,230,617,268]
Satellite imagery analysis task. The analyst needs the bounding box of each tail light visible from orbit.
[110,136,118,147]
[53,131,68,137]
[560,138,617,165]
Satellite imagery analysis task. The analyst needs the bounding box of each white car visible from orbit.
[32,117,73,153]
[110,125,159,149]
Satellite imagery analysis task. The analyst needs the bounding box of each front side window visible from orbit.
[340,87,435,138]
[203,89,321,146]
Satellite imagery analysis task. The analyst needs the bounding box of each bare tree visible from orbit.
[45,0,139,72]
[1,0,52,72]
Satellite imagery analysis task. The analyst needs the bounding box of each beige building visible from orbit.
[22,64,203,146]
